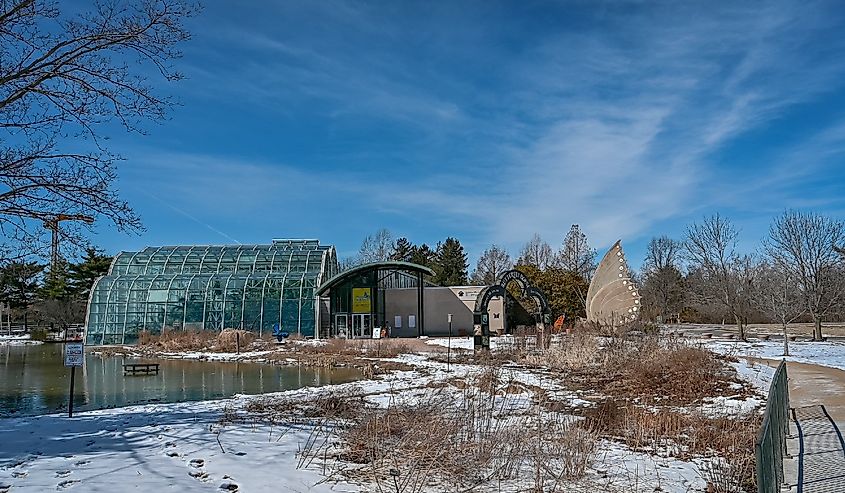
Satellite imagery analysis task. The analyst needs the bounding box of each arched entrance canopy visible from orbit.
[316,261,434,296]
[316,261,435,338]
[472,269,551,350]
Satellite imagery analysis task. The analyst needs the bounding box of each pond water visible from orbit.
[0,343,361,418]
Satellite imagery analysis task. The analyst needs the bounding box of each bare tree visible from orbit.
[357,228,394,264]
[765,210,845,340]
[684,214,752,340]
[517,233,553,270]
[640,237,685,323]
[555,224,597,280]
[754,261,804,356]
[470,244,512,285]
[0,0,198,261]
[643,236,682,272]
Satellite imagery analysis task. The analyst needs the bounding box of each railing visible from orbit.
[755,359,790,493]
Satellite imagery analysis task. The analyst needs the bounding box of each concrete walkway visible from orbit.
[791,406,845,493]
[752,358,845,492]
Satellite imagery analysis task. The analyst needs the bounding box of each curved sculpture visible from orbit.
[586,240,641,325]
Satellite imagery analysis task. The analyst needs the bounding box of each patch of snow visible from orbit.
[730,358,776,394]
[158,350,276,362]
[0,334,42,346]
[707,340,845,372]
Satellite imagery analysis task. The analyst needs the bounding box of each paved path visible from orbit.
[751,358,845,492]
[791,406,845,493]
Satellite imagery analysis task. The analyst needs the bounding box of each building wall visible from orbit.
[384,286,504,337]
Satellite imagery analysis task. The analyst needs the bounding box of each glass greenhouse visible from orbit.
[85,239,338,345]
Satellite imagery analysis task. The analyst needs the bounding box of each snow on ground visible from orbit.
[0,399,356,493]
[706,340,845,372]
[0,349,730,492]
[730,358,776,394]
[0,334,41,346]
[160,349,277,362]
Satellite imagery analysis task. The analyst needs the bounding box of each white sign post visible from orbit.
[64,342,84,417]
[447,314,453,372]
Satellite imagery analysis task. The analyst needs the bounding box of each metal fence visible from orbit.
[755,359,790,493]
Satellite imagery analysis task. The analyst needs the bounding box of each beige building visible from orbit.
[316,261,506,339]
[384,286,505,337]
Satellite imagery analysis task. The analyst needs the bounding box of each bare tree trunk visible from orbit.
[813,317,823,341]
[782,323,789,357]
[735,315,746,341]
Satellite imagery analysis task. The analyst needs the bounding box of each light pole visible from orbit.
[447,313,453,372]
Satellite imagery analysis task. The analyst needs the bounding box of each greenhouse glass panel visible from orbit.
[85,240,336,344]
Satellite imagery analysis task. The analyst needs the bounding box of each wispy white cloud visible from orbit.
[126,0,845,259]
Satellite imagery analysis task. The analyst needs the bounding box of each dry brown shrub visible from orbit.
[525,332,601,370]
[622,340,725,399]
[584,399,759,491]
[143,329,218,351]
[216,329,255,351]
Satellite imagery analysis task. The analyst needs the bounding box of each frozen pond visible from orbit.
[0,343,361,417]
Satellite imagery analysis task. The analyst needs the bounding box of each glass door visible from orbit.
[352,314,371,338]
[335,314,348,338]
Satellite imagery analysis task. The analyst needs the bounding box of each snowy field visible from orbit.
[705,340,845,372]
[1,336,778,492]
[0,351,725,492]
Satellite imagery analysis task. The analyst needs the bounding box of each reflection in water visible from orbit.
[0,344,361,417]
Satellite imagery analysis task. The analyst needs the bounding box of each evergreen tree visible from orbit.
[515,264,588,321]
[69,248,113,300]
[434,237,468,286]
[390,237,414,262]
[40,261,72,300]
[409,243,435,268]
[0,261,45,309]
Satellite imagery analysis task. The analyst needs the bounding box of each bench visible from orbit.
[123,363,160,375]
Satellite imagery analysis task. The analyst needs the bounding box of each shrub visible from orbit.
[29,327,48,342]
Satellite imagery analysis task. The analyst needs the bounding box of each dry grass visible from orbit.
[522,333,738,404]
[584,400,759,492]
[314,386,598,492]
[136,328,278,353]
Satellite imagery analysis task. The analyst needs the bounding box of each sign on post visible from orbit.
[372,327,382,339]
[64,341,83,418]
[64,342,84,367]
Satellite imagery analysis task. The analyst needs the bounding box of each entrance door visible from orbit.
[335,314,348,338]
[351,314,371,338]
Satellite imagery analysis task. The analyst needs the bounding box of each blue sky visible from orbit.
[92,0,845,269]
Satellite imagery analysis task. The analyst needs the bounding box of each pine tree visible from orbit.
[409,243,435,268]
[0,261,45,309]
[69,248,113,300]
[40,261,72,300]
[391,237,414,262]
[434,238,468,286]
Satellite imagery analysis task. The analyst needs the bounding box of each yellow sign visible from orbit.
[352,288,371,313]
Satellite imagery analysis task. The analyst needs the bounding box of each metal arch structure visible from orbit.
[472,269,551,350]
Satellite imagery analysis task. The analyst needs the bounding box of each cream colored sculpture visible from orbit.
[586,240,641,325]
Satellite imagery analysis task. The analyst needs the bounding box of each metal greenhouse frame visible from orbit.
[84,239,337,345]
